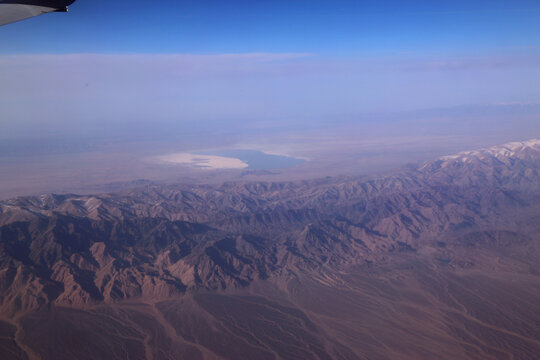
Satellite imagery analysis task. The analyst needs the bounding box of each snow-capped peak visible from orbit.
[442,139,540,162]
[420,139,540,171]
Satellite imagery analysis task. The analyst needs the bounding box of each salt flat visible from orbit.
[156,152,249,169]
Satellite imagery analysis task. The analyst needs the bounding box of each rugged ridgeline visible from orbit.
[1,140,540,360]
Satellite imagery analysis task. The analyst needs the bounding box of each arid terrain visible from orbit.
[1,139,540,359]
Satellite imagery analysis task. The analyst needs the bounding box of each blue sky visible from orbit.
[0,0,539,141]
[1,0,540,55]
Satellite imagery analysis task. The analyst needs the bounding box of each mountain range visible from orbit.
[1,139,540,359]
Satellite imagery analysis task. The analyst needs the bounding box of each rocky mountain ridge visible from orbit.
[1,140,540,359]
[1,139,539,314]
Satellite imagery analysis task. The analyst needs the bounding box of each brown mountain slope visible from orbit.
[0,139,540,359]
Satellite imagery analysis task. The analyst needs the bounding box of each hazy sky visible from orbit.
[1,0,540,140]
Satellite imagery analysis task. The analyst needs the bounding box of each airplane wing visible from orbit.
[0,0,75,26]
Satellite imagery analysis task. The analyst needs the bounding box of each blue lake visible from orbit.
[198,150,305,170]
